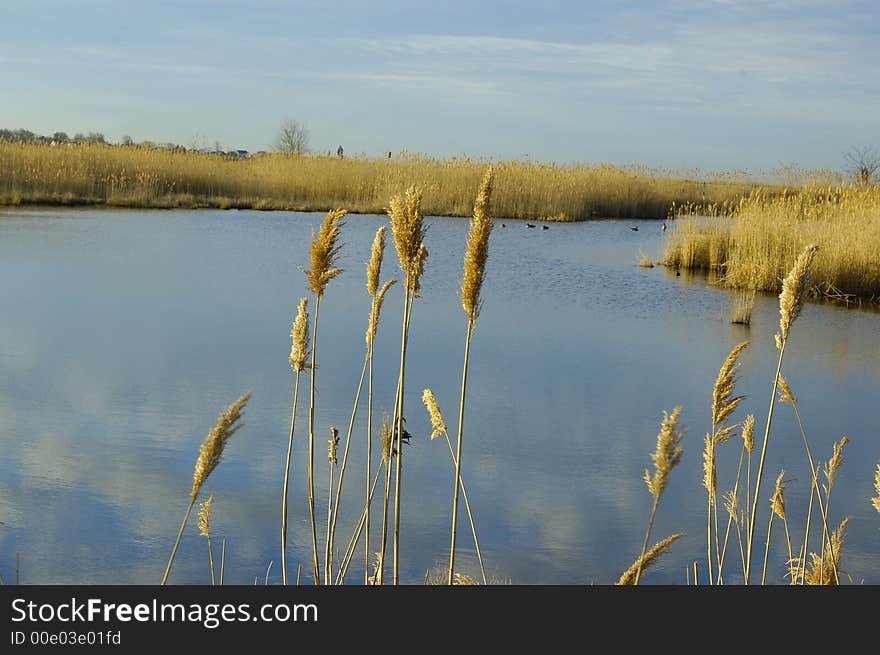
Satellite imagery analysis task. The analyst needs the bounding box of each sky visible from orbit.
[0,0,877,171]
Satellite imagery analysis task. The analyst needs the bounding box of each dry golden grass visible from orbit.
[637,249,655,268]
[664,185,880,303]
[0,140,764,219]
[617,534,683,585]
[730,289,756,325]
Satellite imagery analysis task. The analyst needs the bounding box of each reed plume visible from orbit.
[289,297,310,372]
[777,244,819,344]
[303,209,346,584]
[644,407,685,504]
[461,166,494,322]
[872,464,880,513]
[198,495,216,585]
[366,279,396,346]
[303,209,346,298]
[706,341,747,583]
[422,388,447,439]
[746,244,819,584]
[777,374,796,406]
[449,166,494,585]
[388,186,427,294]
[161,392,250,585]
[617,534,683,585]
[423,388,487,584]
[366,225,386,297]
[282,297,309,585]
[387,185,428,584]
[635,406,685,585]
[800,518,848,585]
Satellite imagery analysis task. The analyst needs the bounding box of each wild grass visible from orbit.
[664,185,880,304]
[730,289,756,325]
[637,249,655,268]
[0,140,767,220]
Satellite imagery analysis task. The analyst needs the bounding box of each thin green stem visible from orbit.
[366,338,374,585]
[745,339,786,584]
[325,457,334,584]
[761,513,774,585]
[448,319,473,585]
[392,288,412,585]
[633,498,659,585]
[307,296,322,585]
[336,465,383,584]
[441,429,487,584]
[207,535,215,585]
[718,444,746,583]
[220,538,226,585]
[161,498,196,585]
[327,355,368,583]
[281,372,301,585]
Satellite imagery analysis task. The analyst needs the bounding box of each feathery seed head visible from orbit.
[770,470,787,520]
[644,406,685,503]
[366,225,386,297]
[289,297,310,372]
[366,278,397,345]
[198,495,213,538]
[327,426,339,465]
[702,433,716,503]
[802,518,848,585]
[461,166,494,323]
[421,388,447,439]
[778,244,819,343]
[712,341,748,433]
[741,414,756,455]
[387,186,427,293]
[378,412,393,463]
[616,534,684,585]
[304,209,346,297]
[191,392,251,501]
[824,436,850,491]
[778,375,796,406]
[723,489,739,520]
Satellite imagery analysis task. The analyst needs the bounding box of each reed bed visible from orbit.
[664,185,880,303]
[0,140,766,220]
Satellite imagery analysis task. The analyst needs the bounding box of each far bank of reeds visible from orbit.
[663,185,880,304]
[0,140,767,220]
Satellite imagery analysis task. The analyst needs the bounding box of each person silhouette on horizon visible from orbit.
[337,145,344,159]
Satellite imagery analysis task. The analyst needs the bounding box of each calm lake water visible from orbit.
[1,208,879,585]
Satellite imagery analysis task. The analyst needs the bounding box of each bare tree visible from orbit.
[276,118,310,155]
[844,146,880,186]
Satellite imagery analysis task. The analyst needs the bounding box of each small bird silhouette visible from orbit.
[542,225,549,230]
[501,223,506,228]
[630,226,639,231]
[661,223,667,231]
[526,223,536,228]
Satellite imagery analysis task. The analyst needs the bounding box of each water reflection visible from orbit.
[0,209,878,584]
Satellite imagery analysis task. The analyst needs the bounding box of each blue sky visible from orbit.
[1,0,877,171]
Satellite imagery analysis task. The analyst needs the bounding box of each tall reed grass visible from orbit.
[0,140,765,220]
[664,185,880,303]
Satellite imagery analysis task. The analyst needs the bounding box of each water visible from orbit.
[1,208,878,585]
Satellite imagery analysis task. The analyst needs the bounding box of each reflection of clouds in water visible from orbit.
[1,211,879,584]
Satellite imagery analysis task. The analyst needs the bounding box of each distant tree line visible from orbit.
[0,128,265,159]
[0,128,107,144]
